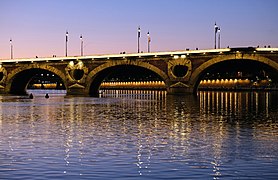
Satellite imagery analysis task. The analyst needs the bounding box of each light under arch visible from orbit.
[85,60,170,96]
[189,53,278,93]
[5,64,68,94]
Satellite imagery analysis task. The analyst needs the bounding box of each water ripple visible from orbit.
[0,91,277,179]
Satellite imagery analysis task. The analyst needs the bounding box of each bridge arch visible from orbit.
[190,54,278,93]
[6,64,67,95]
[85,60,169,96]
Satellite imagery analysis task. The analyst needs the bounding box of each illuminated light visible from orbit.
[203,52,206,54]
[107,57,110,59]
[181,55,186,58]
[16,61,18,63]
[154,55,158,57]
[170,54,173,56]
[61,59,64,62]
[78,61,83,67]
[91,58,94,60]
[187,53,190,55]
[0,64,2,68]
[174,55,179,59]
[236,51,240,53]
[69,61,74,67]
[46,60,49,62]
[219,51,223,54]
[256,48,278,52]
[253,51,256,53]
[31,61,34,63]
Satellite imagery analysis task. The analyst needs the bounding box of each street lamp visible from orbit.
[147,31,151,53]
[137,26,141,53]
[214,22,219,49]
[218,27,221,49]
[10,38,13,59]
[65,31,69,57]
[80,34,83,56]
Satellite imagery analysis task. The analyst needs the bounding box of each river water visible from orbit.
[0,90,277,179]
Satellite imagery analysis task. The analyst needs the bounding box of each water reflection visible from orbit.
[0,90,277,179]
[199,91,278,119]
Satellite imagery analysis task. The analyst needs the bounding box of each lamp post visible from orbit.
[214,22,218,49]
[65,31,68,57]
[80,34,83,56]
[218,27,221,49]
[10,38,13,59]
[147,31,150,53]
[137,26,141,53]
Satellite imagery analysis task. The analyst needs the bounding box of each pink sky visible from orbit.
[0,0,277,59]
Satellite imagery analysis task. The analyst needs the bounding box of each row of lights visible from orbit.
[7,32,84,60]
[86,47,277,61]
[5,23,224,59]
[0,50,225,64]
[4,46,277,64]
[65,31,84,57]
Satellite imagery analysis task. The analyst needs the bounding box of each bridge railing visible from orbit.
[0,47,277,63]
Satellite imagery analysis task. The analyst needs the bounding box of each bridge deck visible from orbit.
[1,47,277,63]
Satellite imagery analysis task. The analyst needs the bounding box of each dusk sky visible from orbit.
[0,0,277,59]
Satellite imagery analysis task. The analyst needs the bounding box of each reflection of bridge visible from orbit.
[0,47,278,96]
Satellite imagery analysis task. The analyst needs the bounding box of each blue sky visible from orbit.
[0,0,277,58]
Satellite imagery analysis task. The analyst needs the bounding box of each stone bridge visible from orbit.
[0,47,278,96]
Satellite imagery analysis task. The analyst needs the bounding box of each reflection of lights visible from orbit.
[0,97,2,127]
[266,92,269,117]
[211,160,222,178]
[255,92,259,114]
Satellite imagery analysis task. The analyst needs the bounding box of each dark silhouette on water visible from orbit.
[29,93,33,99]
[45,93,49,98]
